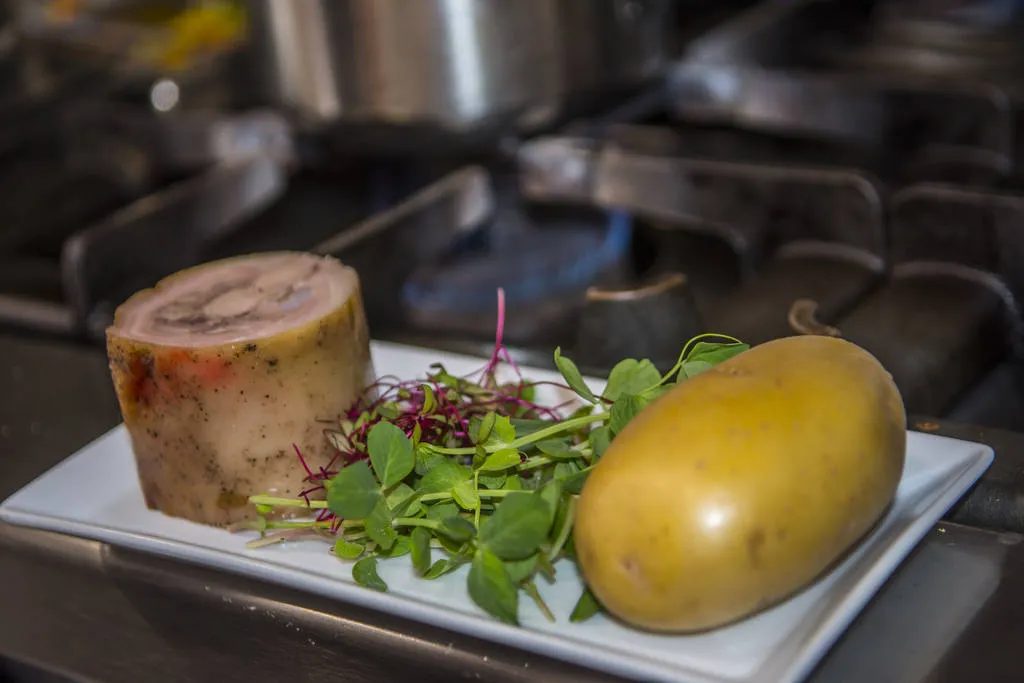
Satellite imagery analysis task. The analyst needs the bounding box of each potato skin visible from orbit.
[573,335,906,633]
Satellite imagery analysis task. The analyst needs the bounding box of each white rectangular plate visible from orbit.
[0,341,994,683]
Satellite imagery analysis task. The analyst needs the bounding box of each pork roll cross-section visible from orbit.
[106,252,376,526]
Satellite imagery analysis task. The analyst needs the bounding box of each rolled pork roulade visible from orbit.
[106,251,375,526]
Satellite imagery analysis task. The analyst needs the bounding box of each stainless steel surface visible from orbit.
[314,165,491,255]
[0,521,1012,683]
[61,151,291,339]
[247,0,669,137]
[666,0,882,142]
[0,295,74,336]
[589,142,885,257]
[844,0,1024,79]
[65,104,294,177]
[668,62,887,142]
[517,135,601,204]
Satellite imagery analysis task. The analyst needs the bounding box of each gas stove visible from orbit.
[2,0,1024,436]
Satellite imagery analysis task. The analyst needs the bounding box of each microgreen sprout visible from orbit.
[237,287,748,625]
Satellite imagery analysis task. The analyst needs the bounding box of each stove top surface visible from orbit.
[1,0,1024,436]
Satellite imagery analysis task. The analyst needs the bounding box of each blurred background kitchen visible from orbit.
[6,0,1024,431]
[4,2,1024,682]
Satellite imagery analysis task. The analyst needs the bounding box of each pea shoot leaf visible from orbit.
[479,492,554,560]
[376,535,411,558]
[479,448,522,473]
[415,447,447,476]
[425,502,460,521]
[589,425,612,459]
[417,462,471,495]
[367,421,415,489]
[333,538,364,560]
[558,465,591,495]
[680,360,713,379]
[553,347,598,404]
[471,413,517,447]
[437,515,477,542]
[476,412,496,444]
[685,341,750,366]
[603,358,661,402]
[478,473,507,489]
[537,480,562,522]
[610,394,647,434]
[419,384,436,415]
[452,479,480,511]
[352,557,387,592]
[366,498,397,551]
[536,440,576,459]
[505,554,539,584]
[570,587,602,622]
[386,482,423,517]
[424,553,471,580]
[326,461,381,520]
[410,527,432,575]
[468,550,519,625]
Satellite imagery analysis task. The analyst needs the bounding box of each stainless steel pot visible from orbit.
[247,0,670,140]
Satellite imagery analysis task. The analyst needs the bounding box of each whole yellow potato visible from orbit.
[573,335,906,632]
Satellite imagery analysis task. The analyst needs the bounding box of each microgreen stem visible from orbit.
[249,495,328,509]
[473,471,482,528]
[548,497,577,561]
[524,580,556,623]
[425,412,611,456]
[392,517,441,531]
[419,489,515,503]
[658,332,744,386]
[517,456,553,472]
[264,520,335,530]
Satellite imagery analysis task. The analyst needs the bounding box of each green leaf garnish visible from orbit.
[333,538,365,560]
[425,502,460,521]
[417,462,471,495]
[476,412,496,444]
[452,479,480,511]
[536,440,576,459]
[352,557,387,592]
[570,587,602,623]
[685,341,750,366]
[420,384,436,415]
[385,482,423,517]
[410,527,431,575]
[505,554,540,584]
[376,535,412,558]
[610,394,646,434]
[468,550,519,625]
[478,473,508,489]
[245,321,748,627]
[438,515,477,542]
[553,347,598,404]
[424,554,470,580]
[326,461,381,520]
[479,448,522,473]
[479,492,554,561]
[366,498,397,551]
[589,425,611,459]
[367,421,415,489]
[603,358,661,402]
[680,360,713,379]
